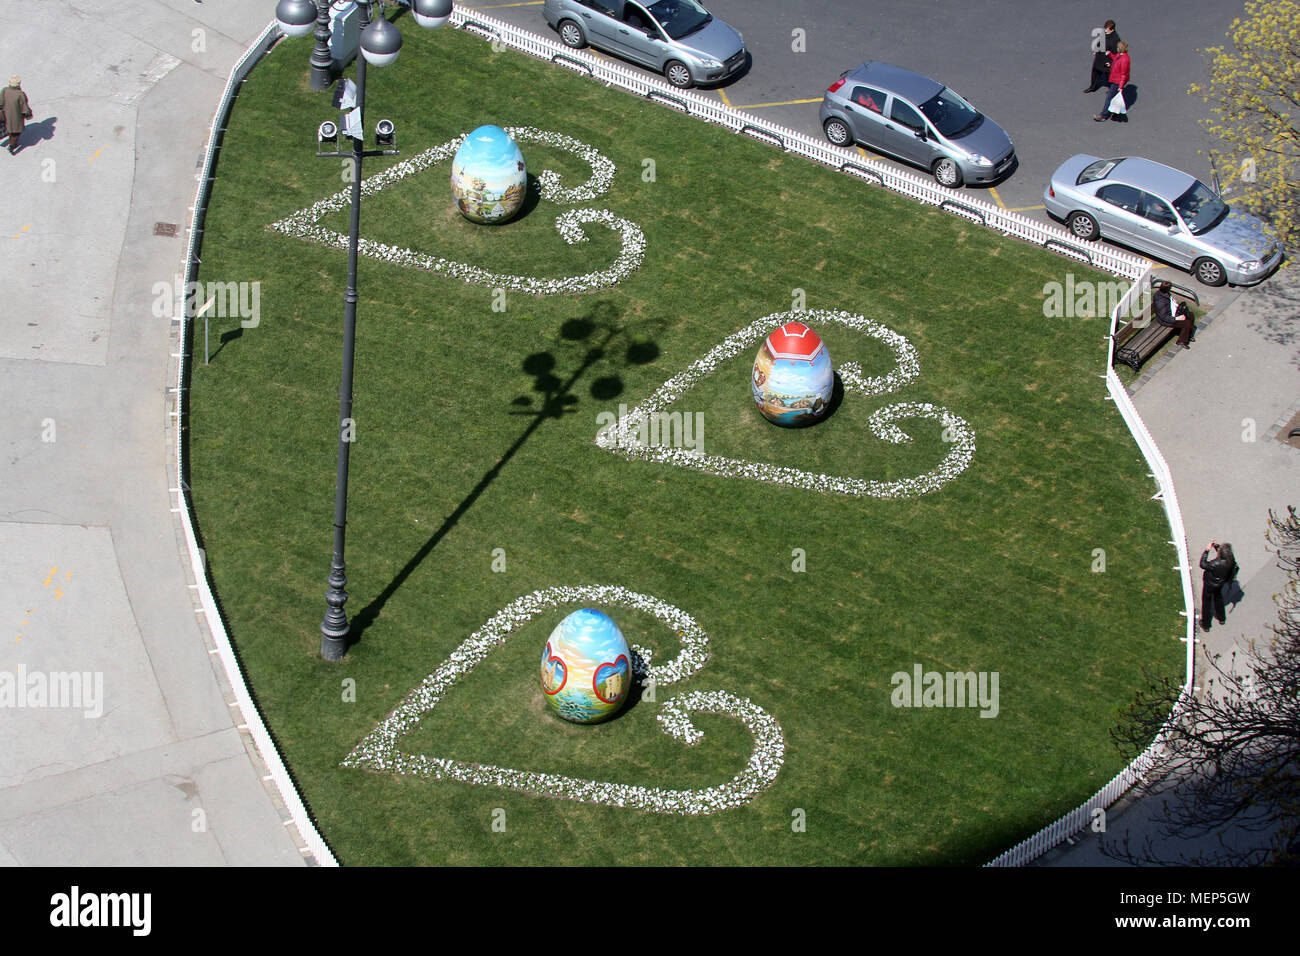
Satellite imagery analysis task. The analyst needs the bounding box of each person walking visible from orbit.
[1093,40,1130,121]
[1152,280,1197,349]
[1085,20,1121,93]
[2,75,32,154]
[1199,540,1238,632]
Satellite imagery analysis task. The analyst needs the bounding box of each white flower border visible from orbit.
[595,309,976,498]
[268,127,645,294]
[342,585,785,816]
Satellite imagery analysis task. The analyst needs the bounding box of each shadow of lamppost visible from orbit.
[274,0,454,660]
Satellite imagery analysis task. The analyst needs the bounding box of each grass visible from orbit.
[187,22,1184,865]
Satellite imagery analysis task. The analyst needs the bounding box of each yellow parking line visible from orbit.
[716,87,733,108]
[1006,204,1045,212]
[987,186,1007,209]
[729,97,823,109]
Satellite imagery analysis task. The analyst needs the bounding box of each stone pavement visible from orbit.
[1042,269,1300,865]
[1,1,1293,869]
[0,0,306,866]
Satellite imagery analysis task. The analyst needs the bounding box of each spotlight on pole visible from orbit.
[375,119,396,148]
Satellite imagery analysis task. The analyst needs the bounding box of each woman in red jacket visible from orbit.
[1094,41,1130,122]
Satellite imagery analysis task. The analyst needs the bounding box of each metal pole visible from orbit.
[320,3,370,660]
[309,0,335,91]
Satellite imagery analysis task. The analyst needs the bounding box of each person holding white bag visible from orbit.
[1093,40,1131,122]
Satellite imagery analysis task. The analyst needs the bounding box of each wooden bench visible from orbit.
[1112,281,1200,371]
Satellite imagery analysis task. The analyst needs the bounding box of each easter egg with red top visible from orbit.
[540,608,632,724]
[751,321,834,426]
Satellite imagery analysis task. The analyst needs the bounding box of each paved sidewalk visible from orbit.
[1,2,1293,870]
[0,0,306,866]
[1042,270,1300,865]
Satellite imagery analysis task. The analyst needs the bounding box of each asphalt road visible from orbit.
[464,0,1250,302]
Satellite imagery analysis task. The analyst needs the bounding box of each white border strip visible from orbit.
[985,273,1197,865]
[175,21,338,868]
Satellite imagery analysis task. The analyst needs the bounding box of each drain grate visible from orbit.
[154,221,179,237]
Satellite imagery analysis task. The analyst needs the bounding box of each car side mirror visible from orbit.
[914,128,926,140]
[1167,224,1180,234]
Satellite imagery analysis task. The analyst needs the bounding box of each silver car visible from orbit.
[1044,155,1284,286]
[819,62,1016,188]
[542,0,747,89]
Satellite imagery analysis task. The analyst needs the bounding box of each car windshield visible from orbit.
[646,0,711,39]
[1077,158,1121,184]
[917,88,981,138]
[1172,180,1229,235]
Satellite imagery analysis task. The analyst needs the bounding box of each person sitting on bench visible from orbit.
[1151,280,1196,349]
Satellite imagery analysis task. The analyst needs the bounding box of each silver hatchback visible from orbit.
[542,0,747,89]
[819,62,1016,188]
[1044,155,1284,286]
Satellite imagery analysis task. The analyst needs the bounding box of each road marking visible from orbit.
[1006,204,1045,212]
[729,97,822,109]
[988,186,1007,209]
[13,224,31,240]
[716,87,733,108]
[89,148,105,163]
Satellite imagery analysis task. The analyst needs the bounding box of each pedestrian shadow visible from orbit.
[9,116,57,152]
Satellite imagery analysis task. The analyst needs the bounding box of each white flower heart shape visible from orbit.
[342,585,786,815]
[594,309,976,498]
[268,128,646,295]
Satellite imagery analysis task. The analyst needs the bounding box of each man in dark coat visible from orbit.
[2,75,32,154]
[1085,20,1120,93]
[1200,541,1238,631]
[1151,280,1196,349]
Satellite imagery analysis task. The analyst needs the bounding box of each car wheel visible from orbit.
[557,19,586,49]
[1067,211,1100,241]
[932,157,963,188]
[1193,257,1227,286]
[664,60,693,89]
[823,117,853,147]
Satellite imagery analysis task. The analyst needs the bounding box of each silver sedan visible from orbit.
[1044,155,1283,286]
[542,0,746,89]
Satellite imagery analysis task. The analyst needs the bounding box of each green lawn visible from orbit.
[187,23,1183,865]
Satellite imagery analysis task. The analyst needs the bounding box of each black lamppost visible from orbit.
[275,0,454,660]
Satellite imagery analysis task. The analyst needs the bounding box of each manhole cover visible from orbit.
[154,222,179,237]
[1277,409,1300,451]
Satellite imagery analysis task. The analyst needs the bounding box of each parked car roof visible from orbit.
[1105,157,1198,197]
[848,62,944,104]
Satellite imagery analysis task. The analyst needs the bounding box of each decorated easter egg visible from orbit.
[450,125,527,224]
[751,321,834,426]
[540,609,632,724]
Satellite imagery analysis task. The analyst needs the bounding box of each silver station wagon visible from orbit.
[542,0,747,89]
[819,61,1016,188]
[1044,155,1284,286]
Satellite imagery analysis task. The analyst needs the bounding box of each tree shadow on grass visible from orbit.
[345,300,662,648]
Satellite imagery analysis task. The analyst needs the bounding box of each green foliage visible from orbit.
[1191,0,1300,255]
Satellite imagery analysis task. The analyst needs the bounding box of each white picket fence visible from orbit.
[169,6,1192,869]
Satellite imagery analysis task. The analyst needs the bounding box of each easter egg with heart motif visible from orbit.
[541,609,631,723]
